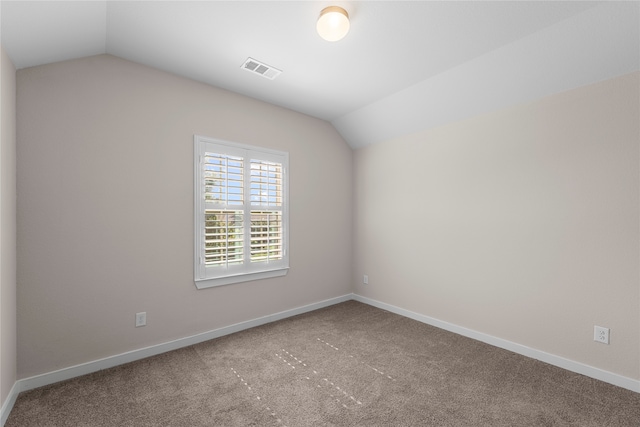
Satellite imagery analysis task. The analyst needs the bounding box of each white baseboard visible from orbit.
[352,294,640,394]
[1,293,352,426]
[0,382,19,427]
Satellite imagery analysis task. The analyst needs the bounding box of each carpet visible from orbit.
[6,301,640,426]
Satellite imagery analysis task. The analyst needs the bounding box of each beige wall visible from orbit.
[353,72,640,380]
[16,55,353,378]
[11,52,639,386]
[1,45,17,406]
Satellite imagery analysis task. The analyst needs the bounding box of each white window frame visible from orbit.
[194,135,289,289]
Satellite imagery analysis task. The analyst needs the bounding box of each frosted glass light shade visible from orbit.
[317,6,350,42]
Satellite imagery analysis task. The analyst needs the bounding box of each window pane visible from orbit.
[250,211,283,262]
[204,210,244,266]
[204,153,244,205]
[250,160,282,207]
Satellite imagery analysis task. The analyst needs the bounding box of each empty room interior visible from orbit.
[1,1,639,425]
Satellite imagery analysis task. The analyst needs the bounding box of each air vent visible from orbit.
[241,57,282,80]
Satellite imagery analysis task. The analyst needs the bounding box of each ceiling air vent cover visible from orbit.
[241,57,282,80]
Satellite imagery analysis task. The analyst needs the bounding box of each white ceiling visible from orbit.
[2,1,639,149]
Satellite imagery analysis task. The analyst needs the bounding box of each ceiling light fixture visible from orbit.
[316,6,350,42]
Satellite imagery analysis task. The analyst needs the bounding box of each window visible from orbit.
[194,135,289,288]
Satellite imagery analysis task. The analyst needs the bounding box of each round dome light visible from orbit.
[317,6,350,42]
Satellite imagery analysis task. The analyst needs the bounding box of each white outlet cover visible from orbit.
[594,326,609,344]
[136,312,147,327]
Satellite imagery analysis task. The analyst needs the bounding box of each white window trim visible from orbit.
[194,135,289,289]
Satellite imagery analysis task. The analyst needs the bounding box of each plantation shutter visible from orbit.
[203,153,245,267]
[195,136,289,288]
[250,159,284,263]
[203,153,244,206]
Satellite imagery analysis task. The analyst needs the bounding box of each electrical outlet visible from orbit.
[594,325,609,344]
[136,312,147,327]
[363,275,368,285]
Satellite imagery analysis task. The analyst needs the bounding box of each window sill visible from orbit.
[195,267,289,289]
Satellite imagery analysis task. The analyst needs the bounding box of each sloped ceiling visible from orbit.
[2,1,639,149]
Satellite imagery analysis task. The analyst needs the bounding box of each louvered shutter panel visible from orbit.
[204,210,244,266]
[203,153,244,205]
[250,159,283,262]
[202,152,245,267]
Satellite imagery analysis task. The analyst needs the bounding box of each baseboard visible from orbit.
[0,382,20,427]
[15,294,352,395]
[352,294,640,394]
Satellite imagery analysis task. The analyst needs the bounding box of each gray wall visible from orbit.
[353,72,640,380]
[16,54,353,378]
[1,45,17,406]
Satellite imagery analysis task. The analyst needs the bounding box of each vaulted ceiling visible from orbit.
[2,1,638,148]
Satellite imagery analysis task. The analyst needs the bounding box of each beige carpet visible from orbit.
[6,301,640,426]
